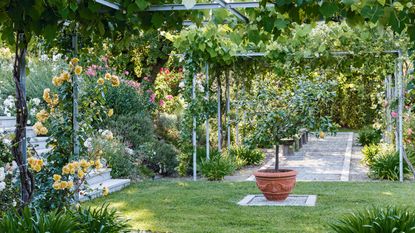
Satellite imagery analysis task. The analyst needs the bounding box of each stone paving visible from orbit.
[225,132,369,182]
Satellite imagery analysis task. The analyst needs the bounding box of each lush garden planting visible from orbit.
[1,0,415,232]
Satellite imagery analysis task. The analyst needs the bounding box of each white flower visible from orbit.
[179,81,185,88]
[125,148,134,155]
[101,130,113,140]
[40,54,49,61]
[197,84,204,93]
[2,138,11,146]
[52,53,62,62]
[31,98,41,106]
[12,200,16,207]
[0,182,5,192]
[0,167,5,181]
[83,138,93,150]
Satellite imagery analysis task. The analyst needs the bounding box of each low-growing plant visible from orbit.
[330,206,415,233]
[357,126,382,146]
[139,140,179,176]
[200,154,236,181]
[228,146,265,166]
[369,151,409,181]
[90,137,137,179]
[73,204,130,233]
[0,207,79,233]
[361,144,380,165]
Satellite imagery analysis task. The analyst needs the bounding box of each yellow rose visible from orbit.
[80,159,89,168]
[53,174,61,182]
[53,182,61,190]
[97,78,105,85]
[111,75,120,87]
[60,181,68,189]
[43,88,51,103]
[70,58,79,65]
[61,72,71,82]
[36,110,49,123]
[33,165,41,172]
[52,94,59,106]
[62,165,70,175]
[33,122,47,136]
[67,181,74,189]
[74,65,82,75]
[104,73,111,80]
[107,109,114,117]
[77,170,85,179]
[102,186,109,196]
[27,157,35,166]
[36,159,44,167]
[52,76,63,87]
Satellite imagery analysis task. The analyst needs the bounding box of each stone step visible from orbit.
[1,126,36,138]
[0,116,16,128]
[85,168,112,186]
[28,137,49,150]
[35,148,51,156]
[79,178,131,202]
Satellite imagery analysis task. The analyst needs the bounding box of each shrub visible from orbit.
[91,137,137,179]
[369,151,409,181]
[72,204,130,233]
[155,113,180,145]
[228,146,265,166]
[106,82,152,116]
[0,207,79,233]
[330,206,415,233]
[108,112,155,149]
[139,140,179,176]
[200,154,236,181]
[361,144,380,165]
[357,127,382,146]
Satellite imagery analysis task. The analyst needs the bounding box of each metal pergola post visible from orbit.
[72,34,80,160]
[397,50,404,182]
[192,73,197,181]
[226,70,231,149]
[205,63,210,160]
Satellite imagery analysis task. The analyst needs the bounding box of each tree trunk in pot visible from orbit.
[275,144,279,172]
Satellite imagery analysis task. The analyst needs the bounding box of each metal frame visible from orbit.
[95,0,274,23]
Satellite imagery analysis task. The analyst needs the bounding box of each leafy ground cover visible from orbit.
[86,181,415,233]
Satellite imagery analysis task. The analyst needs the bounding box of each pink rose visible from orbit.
[124,70,129,75]
[150,93,156,103]
[165,95,173,100]
[159,99,165,107]
[408,128,413,135]
[85,67,97,77]
[391,111,398,118]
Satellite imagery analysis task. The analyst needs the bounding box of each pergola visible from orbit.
[92,0,407,182]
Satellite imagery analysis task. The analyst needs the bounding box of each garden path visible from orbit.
[225,132,369,182]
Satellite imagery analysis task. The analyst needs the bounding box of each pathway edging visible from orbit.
[340,132,353,181]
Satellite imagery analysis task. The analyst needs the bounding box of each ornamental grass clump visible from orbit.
[330,206,415,233]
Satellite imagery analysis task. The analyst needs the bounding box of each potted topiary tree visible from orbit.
[247,86,303,201]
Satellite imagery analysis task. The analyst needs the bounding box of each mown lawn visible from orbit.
[86,181,415,233]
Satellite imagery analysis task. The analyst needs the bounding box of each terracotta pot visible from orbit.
[254,169,297,201]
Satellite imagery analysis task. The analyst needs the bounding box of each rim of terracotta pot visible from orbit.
[254,169,297,178]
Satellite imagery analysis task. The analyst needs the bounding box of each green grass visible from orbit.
[86,181,415,233]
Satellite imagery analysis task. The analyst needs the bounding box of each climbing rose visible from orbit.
[166,95,173,100]
[391,111,398,118]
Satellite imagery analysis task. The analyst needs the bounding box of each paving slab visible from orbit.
[226,132,370,182]
[238,194,317,206]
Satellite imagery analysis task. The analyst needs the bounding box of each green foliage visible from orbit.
[0,207,79,233]
[72,204,130,233]
[358,127,382,146]
[330,206,415,233]
[361,144,381,166]
[368,151,409,181]
[105,82,153,116]
[155,113,181,146]
[0,205,129,233]
[91,137,136,179]
[200,154,236,181]
[108,112,155,149]
[227,146,265,166]
[139,140,179,176]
